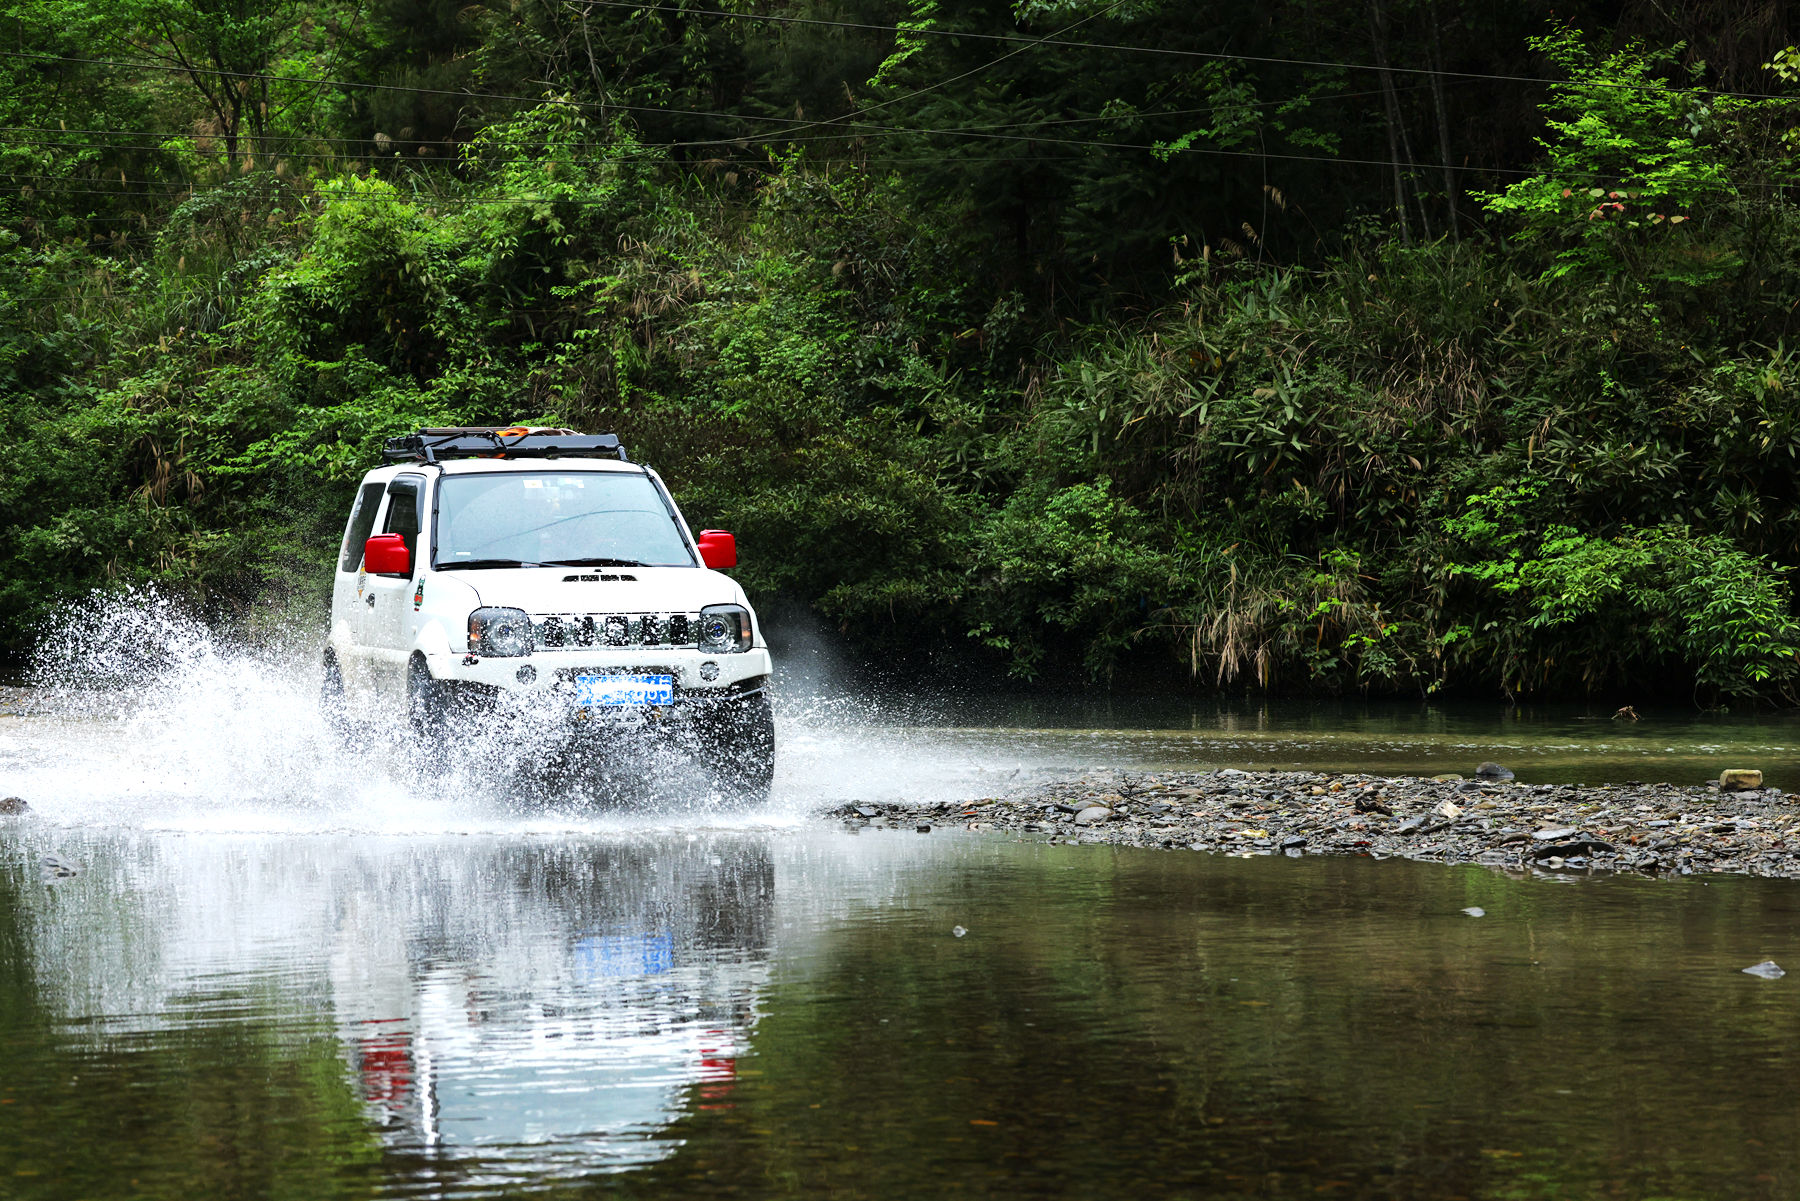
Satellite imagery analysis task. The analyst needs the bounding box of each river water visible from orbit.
[6,604,1800,1198]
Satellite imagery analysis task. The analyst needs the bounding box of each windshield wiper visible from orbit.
[436,558,538,570]
[540,557,649,568]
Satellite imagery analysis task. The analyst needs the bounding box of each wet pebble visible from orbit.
[0,796,28,815]
[822,767,1800,882]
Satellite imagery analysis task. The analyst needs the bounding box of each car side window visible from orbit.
[338,482,388,572]
[382,476,426,562]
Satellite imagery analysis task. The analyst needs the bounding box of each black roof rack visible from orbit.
[382,427,630,465]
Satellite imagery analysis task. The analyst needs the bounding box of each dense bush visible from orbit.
[6,4,1800,705]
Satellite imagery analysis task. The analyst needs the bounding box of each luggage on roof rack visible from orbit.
[383,426,629,464]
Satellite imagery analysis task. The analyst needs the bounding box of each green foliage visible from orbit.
[260,174,469,374]
[1480,22,1800,341]
[1482,28,1730,279]
[965,479,1175,679]
[9,8,1800,705]
[1441,485,1800,699]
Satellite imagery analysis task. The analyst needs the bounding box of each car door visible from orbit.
[334,479,388,691]
[364,473,428,700]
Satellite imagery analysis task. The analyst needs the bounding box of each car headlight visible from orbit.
[469,606,534,657]
[696,604,753,653]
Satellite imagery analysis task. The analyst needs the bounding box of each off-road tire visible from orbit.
[407,655,454,741]
[696,691,775,807]
[320,652,350,738]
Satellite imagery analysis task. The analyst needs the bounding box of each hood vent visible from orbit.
[562,573,637,583]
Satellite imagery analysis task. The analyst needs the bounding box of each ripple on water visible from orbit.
[6,828,1800,1199]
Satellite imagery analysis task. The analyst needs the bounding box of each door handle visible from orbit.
[365,594,376,607]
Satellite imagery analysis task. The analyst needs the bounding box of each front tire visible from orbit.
[407,655,453,740]
[695,691,775,806]
[320,652,350,738]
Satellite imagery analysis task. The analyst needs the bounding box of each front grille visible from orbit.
[532,612,699,649]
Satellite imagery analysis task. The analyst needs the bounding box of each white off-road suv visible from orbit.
[320,427,774,799]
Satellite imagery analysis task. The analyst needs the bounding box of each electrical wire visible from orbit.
[6,0,1135,151]
[0,79,1433,149]
[10,35,1324,156]
[0,18,1790,218]
[0,79,1453,167]
[563,0,1800,103]
[8,8,1785,138]
[0,21,1786,182]
[0,152,1131,206]
[5,115,1794,192]
[720,0,1132,148]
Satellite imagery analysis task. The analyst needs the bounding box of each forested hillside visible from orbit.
[5,0,1800,702]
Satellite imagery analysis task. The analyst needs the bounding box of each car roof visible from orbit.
[435,457,648,476]
[364,458,653,483]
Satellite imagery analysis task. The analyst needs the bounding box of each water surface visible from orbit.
[4,826,1800,1200]
[837,692,1800,787]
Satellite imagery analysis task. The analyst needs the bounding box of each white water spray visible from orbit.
[0,592,1031,832]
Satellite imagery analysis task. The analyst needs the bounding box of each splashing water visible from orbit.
[0,592,1024,833]
[13,591,462,830]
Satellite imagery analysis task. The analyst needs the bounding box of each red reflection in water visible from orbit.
[356,1027,414,1112]
[698,1029,737,1110]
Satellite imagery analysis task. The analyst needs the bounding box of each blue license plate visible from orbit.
[574,673,674,707]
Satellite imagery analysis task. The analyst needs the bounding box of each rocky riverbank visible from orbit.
[828,768,1800,879]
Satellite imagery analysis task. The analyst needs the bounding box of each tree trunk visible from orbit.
[1368,0,1414,245]
[1427,1,1459,242]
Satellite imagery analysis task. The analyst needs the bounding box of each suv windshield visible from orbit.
[435,471,696,568]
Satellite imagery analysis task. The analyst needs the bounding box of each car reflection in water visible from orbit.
[326,836,774,1183]
[8,823,784,1189]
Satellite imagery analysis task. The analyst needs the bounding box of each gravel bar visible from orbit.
[825,768,1800,879]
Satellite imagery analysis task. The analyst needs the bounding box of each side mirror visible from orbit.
[696,530,737,570]
[365,533,411,576]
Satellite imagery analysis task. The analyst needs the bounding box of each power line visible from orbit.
[0,73,1491,178]
[0,49,792,131]
[0,80,1430,149]
[0,7,1141,151]
[0,80,1443,165]
[3,126,1790,198]
[0,78,1787,201]
[0,132,1123,167]
[722,0,1131,148]
[0,153,1131,204]
[563,1,1800,104]
[8,30,1265,155]
[7,98,1793,189]
[4,26,1789,171]
[0,128,1498,180]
